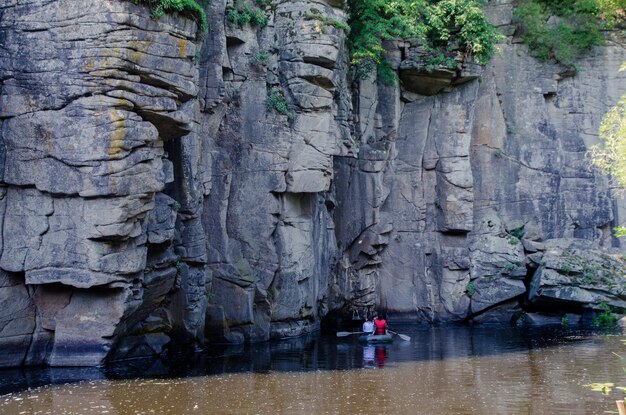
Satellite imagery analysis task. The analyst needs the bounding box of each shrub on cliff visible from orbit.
[132,0,208,35]
[513,0,625,67]
[347,0,501,82]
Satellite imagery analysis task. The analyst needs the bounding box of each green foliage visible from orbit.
[590,92,626,188]
[266,87,292,118]
[589,63,626,242]
[508,226,525,240]
[227,2,267,28]
[506,123,516,134]
[424,0,502,64]
[505,262,518,271]
[253,50,269,65]
[424,53,458,72]
[347,0,501,82]
[593,302,619,327]
[513,0,625,66]
[466,281,475,297]
[305,8,351,32]
[561,315,569,325]
[133,0,208,35]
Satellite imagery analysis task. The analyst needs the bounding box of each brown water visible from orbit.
[1,327,625,415]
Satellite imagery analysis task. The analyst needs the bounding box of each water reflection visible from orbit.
[0,327,624,414]
[363,345,375,368]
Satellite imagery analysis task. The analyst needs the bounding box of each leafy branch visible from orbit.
[347,0,501,82]
[513,0,625,67]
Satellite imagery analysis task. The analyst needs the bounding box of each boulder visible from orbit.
[528,240,626,311]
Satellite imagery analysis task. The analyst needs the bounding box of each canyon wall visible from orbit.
[0,0,625,367]
[339,3,626,324]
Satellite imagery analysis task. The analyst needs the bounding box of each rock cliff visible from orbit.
[0,0,624,367]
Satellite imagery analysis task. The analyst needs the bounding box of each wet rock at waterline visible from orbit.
[0,0,625,367]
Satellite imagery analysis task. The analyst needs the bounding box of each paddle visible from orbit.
[336,331,365,337]
[388,330,411,341]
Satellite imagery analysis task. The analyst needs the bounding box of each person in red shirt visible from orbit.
[373,312,387,335]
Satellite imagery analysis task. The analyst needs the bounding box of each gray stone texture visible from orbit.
[200,0,347,343]
[527,239,626,310]
[0,0,625,367]
[0,0,201,366]
[336,1,626,325]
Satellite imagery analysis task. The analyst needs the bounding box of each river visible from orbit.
[1,327,624,414]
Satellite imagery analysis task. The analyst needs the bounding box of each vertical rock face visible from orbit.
[0,0,625,367]
[337,1,626,324]
[201,0,348,342]
[0,0,201,365]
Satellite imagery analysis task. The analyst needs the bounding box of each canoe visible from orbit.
[358,334,393,343]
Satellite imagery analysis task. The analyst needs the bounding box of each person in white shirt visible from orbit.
[362,314,375,334]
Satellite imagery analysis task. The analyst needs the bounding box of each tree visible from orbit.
[589,63,626,236]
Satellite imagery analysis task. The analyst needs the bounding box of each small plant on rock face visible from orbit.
[132,0,208,36]
[506,123,516,134]
[466,281,475,297]
[266,86,293,120]
[505,262,517,271]
[508,236,520,246]
[227,2,267,28]
[305,8,350,33]
[506,226,522,244]
[592,302,618,328]
[267,87,288,113]
[561,315,569,326]
[423,52,458,72]
[252,50,269,65]
[508,226,525,240]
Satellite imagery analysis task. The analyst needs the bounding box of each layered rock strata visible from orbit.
[0,0,201,366]
[0,0,625,367]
